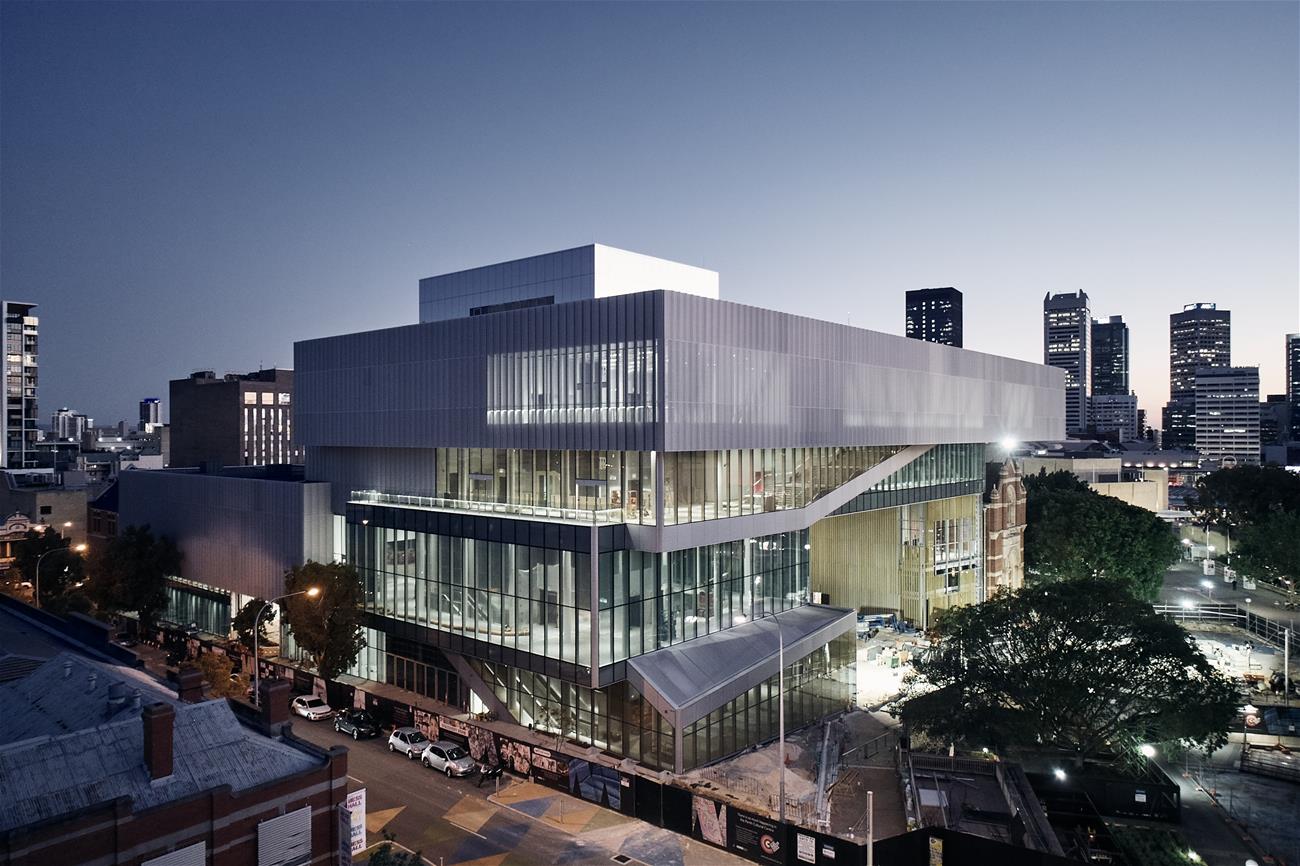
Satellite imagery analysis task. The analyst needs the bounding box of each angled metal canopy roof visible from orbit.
[626,605,856,731]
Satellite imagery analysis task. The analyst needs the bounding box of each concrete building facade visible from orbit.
[169,370,302,469]
[1195,366,1260,466]
[2,302,39,470]
[1091,393,1139,442]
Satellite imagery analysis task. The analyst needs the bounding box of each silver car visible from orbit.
[421,740,477,777]
[291,695,333,721]
[387,726,430,759]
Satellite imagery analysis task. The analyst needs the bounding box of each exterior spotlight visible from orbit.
[74,543,87,553]
[306,586,322,599]
[1180,599,1196,610]
[1139,744,1156,758]
[1053,768,1066,781]
[1000,437,1016,452]
[1201,580,1214,590]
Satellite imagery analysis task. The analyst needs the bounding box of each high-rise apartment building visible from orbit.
[1090,315,1129,396]
[1288,333,1300,441]
[1163,303,1230,450]
[169,369,301,468]
[51,408,93,441]
[905,287,963,348]
[2,301,39,469]
[1043,291,1091,434]
[1195,366,1259,465]
[121,245,1063,775]
[139,397,162,430]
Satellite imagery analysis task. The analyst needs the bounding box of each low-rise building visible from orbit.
[984,459,1027,593]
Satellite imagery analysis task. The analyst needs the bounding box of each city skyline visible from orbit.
[2,1,1296,424]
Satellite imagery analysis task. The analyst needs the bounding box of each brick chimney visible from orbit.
[176,667,205,703]
[142,703,174,780]
[260,679,291,727]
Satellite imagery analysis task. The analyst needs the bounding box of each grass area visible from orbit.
[1109,824,1202,866]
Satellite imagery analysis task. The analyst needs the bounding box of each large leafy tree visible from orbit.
[1232,511,1300,592]
[183,652,248,700]
[1024,470,1180,601]
[86,525,182,629]
[1195,465,1300,527]
[12,528,84,607]
[232,597,272,651]
[281,561,366,681]
[898,579,1238,763]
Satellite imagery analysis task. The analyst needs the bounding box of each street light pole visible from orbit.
[33,543,87,609]
[253,587,320,707]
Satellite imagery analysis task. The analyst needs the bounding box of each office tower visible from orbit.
[168,369,301,468]
[1043,292,1091,434]
[1162,303,1230,450]
[1195,366,1259,465]
[1,301,39,469]
[905,287,963,347]
[1288,333,1300,440]
[51,408,92,441]
[1260,395,1289,446]
[139,397,162,430]
[119,244,1062,775]
[1091,394,1139,442]
[1090,315,1129,396]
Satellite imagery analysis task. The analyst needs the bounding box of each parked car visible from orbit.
[334,709,380,740]
[291,695,334,721]
[420,740,478,777]
[388,727,431,759]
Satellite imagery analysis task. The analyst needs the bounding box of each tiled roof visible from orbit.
[0,654,324,832]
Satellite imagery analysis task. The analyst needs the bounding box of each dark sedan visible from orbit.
[333,709,380,739]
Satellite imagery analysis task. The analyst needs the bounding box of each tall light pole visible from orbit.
[253,587,320,707]
[34,543,87,609]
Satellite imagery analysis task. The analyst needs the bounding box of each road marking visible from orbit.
[445,817,489,840]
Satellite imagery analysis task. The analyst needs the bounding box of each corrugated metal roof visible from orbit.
[0,654,324,832]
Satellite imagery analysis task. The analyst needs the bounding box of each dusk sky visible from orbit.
[2,1,1296,426]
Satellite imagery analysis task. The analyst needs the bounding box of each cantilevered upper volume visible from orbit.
[418,243,719,323]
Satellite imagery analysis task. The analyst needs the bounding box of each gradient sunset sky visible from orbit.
[2,1,1296,424]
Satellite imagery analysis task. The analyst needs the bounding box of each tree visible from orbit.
[366,833,423,866]
[1195,465,1300,527]
[11,528,84,607]
[182,652,247,700]
[1024,471,1180,601]
[1233,511,1300,591]
[232,597,272,651]
[86,525,182,629]
[897,578,1238,763]
[281,561,366,681]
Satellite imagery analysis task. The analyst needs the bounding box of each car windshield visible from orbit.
[409,732,428,743]
[304,698,325,707]
[352,712,374,724]
[445,746,467,760]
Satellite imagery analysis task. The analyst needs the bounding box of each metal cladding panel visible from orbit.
[295,291,665,452]
[660,292,1064,450]
[117,471,329,599]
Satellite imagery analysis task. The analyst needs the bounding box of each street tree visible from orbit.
[86,525,182,629]
[232,597,272,651]
[898,578,1238,763]
[281,560,366,681]
[366,834,423,866]
[183,652,247,700]
[11,528,84,606]
[1233,511,1300,592]
[1195,465,1300,527]
[1025,470,1180,601]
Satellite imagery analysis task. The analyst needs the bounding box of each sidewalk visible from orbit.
[1159,756,1281,866]
[488,780,748,866]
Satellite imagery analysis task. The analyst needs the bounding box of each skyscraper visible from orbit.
[1162,303,1231,450]
[1090,315,1129,396]
[1288,333,1300,441]
[1195,366,1259,465]
[1,301,39,469]
[139,397,162,430]
[905,287,963,347]
[1043,291,1091,435]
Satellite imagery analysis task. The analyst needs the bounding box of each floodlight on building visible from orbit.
[1139,744,1157,758]
[1053,768,1067,781]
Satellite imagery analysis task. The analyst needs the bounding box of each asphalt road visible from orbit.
[1161,560,1300,629]
[289,716,748,866]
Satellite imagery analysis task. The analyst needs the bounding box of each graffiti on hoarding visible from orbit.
[692,795,727,848]
[467,725,498,766]
[499,739,532,774]
[413,709,439,741]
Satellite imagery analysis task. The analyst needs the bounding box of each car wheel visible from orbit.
[388,743,395,752]
[446,766,454,778]
[422,757,431,768]
[353,730,358,740]
[407,750,415,760]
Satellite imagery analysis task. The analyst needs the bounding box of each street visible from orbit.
[289,717,748,866]
[1160,561,1300,630]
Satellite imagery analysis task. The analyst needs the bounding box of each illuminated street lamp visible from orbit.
[1139,744,1157,759]
[34,543,88,609]
[253,587,321,706]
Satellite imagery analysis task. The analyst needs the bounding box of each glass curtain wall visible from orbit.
[486,339,657,426]
[661,446,903,525]
[160,579,231,637]
[867,443,983,493]
[435,448,655,524]
[351,521,593,669]
[597,530,809,665]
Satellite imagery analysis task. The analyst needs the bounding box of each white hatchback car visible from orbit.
[420,740,478,777]
[290,695,334,721]
[387,726,431,760]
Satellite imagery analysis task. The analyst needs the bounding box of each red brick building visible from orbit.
[0,658,348,866]
[984,458,1027,593]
